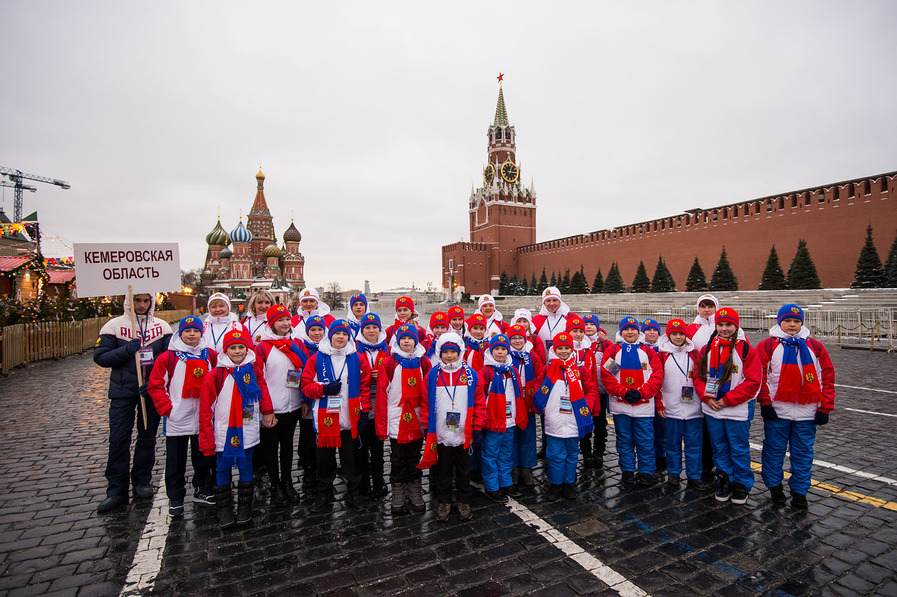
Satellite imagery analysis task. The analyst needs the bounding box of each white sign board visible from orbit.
[73,242,181,298]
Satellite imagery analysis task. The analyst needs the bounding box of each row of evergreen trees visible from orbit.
[498,227,897,295]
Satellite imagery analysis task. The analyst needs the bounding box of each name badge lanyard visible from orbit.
[545,315,564,337]
[209,323,228,351]
[559,374,573,414]
[136,316,153,374]
[325,357,349,415]
[671,353,691,381]
[249,318,266,340]
[439,370,460,411]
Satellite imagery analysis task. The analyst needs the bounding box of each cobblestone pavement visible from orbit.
[1,336,896,596]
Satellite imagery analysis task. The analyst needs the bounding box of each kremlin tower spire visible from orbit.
[247,168,275,276]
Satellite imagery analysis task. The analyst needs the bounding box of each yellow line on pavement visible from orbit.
[748,461,897,511]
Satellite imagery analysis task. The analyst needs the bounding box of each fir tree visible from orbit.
[787,239,822,290]
[685,257,708,292]
[851,225,886,288]
[530,273,539,295]
[591,268,604,294]
[650,255,676,292]
[569,269,589,294]
[631,261,651,293]
[550,271,557,287]
[499,271,509,295]
[603,262,625,293]
[709,247,738,291]
[757,245,787,290]
[538,268,549,292]
[561,269,571,294]
[884,230,897,287]
[518,275,529,296]
[580,265,588,293]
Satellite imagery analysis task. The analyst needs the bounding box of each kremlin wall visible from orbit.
[442,83,897,295]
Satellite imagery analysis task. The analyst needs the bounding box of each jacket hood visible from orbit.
[217,348,256,369]
[169,332,207,354]
[769,324,810,340]
[658,334,695,353]
[318,336,357,356]
[124,292,156,321]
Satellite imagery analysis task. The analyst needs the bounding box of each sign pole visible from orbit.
[129,284,149,431]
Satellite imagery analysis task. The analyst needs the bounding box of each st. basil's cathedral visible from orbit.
[202,169,305,307]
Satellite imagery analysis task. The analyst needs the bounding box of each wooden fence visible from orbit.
[1,310,193,374]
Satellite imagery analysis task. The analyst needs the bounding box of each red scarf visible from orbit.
[394,356,425,443]
[182,360,209,399]
[484,364,528,432]
[266,338,306,369]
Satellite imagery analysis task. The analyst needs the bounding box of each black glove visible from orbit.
[814,411,829,426]
[322,381,342,396]
[357,411,369,433]
[472,429,484,446]
[137,383,149,399]
[761,404,779,421]
[126,339,142,355]
[624,389,642,404]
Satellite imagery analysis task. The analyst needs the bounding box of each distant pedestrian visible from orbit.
[756,304,835,509]
[94,293,172,512]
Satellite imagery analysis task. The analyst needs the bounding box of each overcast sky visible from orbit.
[3,1,895,292]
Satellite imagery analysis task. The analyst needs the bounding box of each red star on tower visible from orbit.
[497,73,504,83]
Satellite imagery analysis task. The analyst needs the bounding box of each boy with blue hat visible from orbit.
[756,304,835,509]
[147,315,217,516]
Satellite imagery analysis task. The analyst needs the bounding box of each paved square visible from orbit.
[1,336,895,596]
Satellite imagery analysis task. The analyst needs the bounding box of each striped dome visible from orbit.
[230,220,252,244]
[205,219,230,246]
[218,246,232,259]
[283,221,302,243]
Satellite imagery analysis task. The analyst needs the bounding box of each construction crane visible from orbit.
[0,167,71,222]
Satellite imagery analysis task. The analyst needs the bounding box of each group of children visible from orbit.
[143,287,835,527]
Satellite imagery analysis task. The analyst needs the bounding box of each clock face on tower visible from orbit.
[484,164,495,185]
[501,161,519,183]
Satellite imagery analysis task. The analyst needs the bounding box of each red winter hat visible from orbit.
[223,329,251,352]
[565,316,585,333]
[429,311,448,329]
[714,308,740,328]
[552,332,574,351]
[266,304,291,327]
[395,296,415,312]
[447,305,465,320]
[508,324,528,339]
[467,313,487,329]
[665,318,688,336]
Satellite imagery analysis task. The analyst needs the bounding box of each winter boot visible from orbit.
[408,480,426,513]
[511,467,520,485]
[390,483,406,515]
[520,468,535,487]
[269,476,288,506]
[214,483,235,529]
[235,481,254,525]
[282,480,300,504]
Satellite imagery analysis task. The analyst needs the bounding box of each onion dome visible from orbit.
[283,221,302,243]
[263,243,281,258]
[205,219,230,246]
[200,269,214,281]
[230,220,252,244]
[256,168,265,181]
[218,246,232,259]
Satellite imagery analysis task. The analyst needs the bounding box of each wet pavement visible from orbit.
[0,334,896,596]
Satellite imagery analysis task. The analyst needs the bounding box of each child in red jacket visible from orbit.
[418,332,483,521]
[693,308,762,505]
[199,329,275,527]
[147,315,217,517]
[508,324,544,488]
[581,314,610,467]
[377,324,432,514]
[300,319,372,512]
[756,304,835,509]
[600,317,664,486]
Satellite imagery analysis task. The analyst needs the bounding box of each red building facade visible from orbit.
[442,84,896,293]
